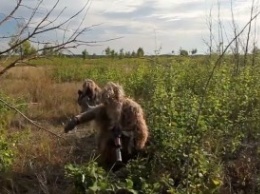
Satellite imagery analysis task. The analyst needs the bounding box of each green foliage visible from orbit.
[42,44,61,56]
[35,56,260,193]
[191,48,198,55]
[105,47,111,56]
[179,49,189,56]
[119,48,124,59]
[131,51,136,57]
[0,94,26,173]
[60,57,260,193]
[22,41,37,56]
[8,38,37,56]
[103,47,144,59]
[82,49,89,59]
[0,136,13,173]
[137,47,144,57]
[65,161,138,194]
[252,46,260,54]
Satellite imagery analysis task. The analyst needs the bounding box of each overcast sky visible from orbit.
[0,0,259,55]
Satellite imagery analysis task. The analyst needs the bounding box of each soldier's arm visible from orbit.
[64,105,103,133]
[75,106,98,123]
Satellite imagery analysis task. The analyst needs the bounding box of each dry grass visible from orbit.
[0,65,96,193]
[0,66,81,118]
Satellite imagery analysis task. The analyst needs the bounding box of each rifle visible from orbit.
[112,125,122,162]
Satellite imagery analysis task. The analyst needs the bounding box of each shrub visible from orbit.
[0,93,27,173]
[21,56,260,193]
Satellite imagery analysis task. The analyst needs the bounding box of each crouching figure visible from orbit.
[64,82,149,170]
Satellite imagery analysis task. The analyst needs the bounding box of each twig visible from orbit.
[0,0,22,26]
[0,97,67,141]
[0,55,40,76]
[244,0,255,66]
[231,0,240,73]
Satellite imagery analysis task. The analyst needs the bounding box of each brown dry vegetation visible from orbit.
[0,66,96,193]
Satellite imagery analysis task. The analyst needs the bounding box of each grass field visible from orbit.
[0,55,260,193]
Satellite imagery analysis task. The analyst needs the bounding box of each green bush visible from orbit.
[0,94,27,173]
[60,57,260,193]
[65,160,138,194]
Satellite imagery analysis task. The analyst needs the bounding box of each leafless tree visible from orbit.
[204,5,214,58]
[251,0,260,66]
[217,0,224,54]
[244,0,257,66]
[230,0,241,73]
[0,0,122,138]
[0,0,120,76]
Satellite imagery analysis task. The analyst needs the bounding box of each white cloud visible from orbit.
[0,0,259,55]
[104,0,144,13]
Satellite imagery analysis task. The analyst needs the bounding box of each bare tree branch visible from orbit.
[0,0,22,26]
[217,0,224,54]
[244,0,256,66]
[252,0,260,66]
[230,0,240,73]
[0,55,46,76]
[0,0,121,76]
[0,0,123,144]
[204,4,214,57]
[0,97,66,140]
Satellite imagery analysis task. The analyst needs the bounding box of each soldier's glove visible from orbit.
[64,117,79,133]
